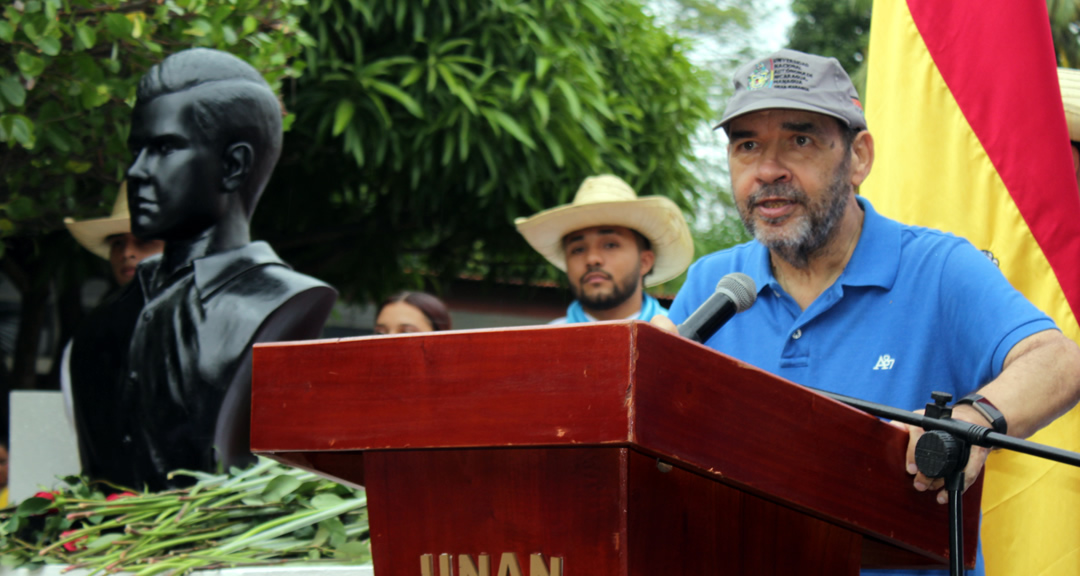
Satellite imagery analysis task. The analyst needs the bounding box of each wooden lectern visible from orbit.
[251,321,978,575]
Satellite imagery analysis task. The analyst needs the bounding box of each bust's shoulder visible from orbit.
[207,264,337,346]
[242,262,334,293]
[197,242,336,311]
[234,261,334,293]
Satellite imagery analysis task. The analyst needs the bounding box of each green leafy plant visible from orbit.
[259,0,722,301]
[0,0,312,240]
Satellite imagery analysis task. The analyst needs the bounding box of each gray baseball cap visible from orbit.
[716,49,866,131]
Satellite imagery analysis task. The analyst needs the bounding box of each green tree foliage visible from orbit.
[1048,0,1080,67]
[258,0,716,301]
[652,0,759,260]
[0,0,310,241]
[787,0,870,97]
[662,0,752,37]
[0,0,311,391]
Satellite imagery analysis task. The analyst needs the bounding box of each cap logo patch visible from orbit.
[748,57,813,93]
[747,60,773,90]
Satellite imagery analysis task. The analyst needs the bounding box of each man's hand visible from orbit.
[890,406,993,504]
[649,315,677,333]
[893,329,1080,503]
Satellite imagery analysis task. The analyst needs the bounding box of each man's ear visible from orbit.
[850,131,875,188]
[639,249,656,279]
[222,143,254,192]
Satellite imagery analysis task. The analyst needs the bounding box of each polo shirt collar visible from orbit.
[840,196,899,289]
[744,240,777,297]
[742,195,900,294]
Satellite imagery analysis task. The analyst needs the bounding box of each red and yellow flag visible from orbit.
[863,0,1080,574]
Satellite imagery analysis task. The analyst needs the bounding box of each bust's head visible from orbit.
[126,48,282,241]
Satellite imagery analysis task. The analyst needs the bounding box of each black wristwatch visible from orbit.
[956,393,1008,435]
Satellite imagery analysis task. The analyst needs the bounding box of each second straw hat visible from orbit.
[514,175,693,286]
[63,183,132,260]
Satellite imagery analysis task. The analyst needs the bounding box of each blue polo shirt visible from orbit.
[669,197,1055,576]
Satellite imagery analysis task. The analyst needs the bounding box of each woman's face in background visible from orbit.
[375,301,434,334]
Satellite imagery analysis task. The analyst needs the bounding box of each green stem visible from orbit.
[113,523,242,567]
[214,498,367,554]
[39,510,160,555]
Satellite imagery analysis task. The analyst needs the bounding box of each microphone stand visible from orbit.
[805,387,1080,576]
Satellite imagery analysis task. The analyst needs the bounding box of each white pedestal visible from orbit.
[9,391,80,502]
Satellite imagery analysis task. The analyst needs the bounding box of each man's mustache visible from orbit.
[746,183,809,208]
[579,267,613,284]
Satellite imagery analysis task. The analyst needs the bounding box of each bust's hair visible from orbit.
[136,48,282,216]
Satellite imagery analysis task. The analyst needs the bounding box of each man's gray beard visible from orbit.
[570,266,641,311]
[738,154,853,269]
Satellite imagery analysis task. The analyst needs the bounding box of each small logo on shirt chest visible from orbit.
[873,355,896,370]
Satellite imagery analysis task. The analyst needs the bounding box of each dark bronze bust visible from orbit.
[67,48,337,490]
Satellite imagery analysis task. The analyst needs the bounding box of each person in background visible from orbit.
[63,182,164,287]
[374,291,452,334]
[61,183,165,434]
[514,174,693,324]
[1059,67,1080,189]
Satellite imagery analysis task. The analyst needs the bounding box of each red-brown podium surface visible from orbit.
[251,321,979,576]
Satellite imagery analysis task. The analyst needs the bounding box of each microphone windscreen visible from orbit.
[716,272,757,313]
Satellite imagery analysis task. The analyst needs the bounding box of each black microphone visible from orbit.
[677,272,757,343]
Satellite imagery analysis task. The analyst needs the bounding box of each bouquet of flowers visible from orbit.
[0,458,370,574]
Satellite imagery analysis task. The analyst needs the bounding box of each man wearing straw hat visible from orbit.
[1059,67,1080,187]
[515,175,693,324]
[60,184,164,430]
[63,183,164,287]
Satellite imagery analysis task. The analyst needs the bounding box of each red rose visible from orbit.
[31,491,60,515]
[60,530,87,552]
[105,492,137,501]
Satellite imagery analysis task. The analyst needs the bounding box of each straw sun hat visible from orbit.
[63,182,131,260]
[1060,67,1080,142]
[514,175,694,287]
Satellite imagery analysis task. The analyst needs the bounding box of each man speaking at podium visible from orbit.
[654,49,1080,576]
